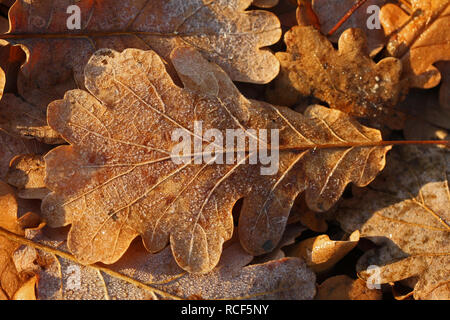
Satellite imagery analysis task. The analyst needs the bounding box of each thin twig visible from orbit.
[327,0,369,36]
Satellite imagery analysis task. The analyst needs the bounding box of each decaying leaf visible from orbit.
[287,230,360,272]
[303,0,386,57]
[380,0,450,89]
[337,145,450,300]
[41,47,390,273]
[0,0,282,141]
[267,26,405,129]
[3,0,281,107]
[315,275,382,300]
[14,226,316,300]
[0,181,38,299]
[0,129,49,180]
[6,154,48,200]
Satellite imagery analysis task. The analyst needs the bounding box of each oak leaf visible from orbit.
[315,275,382,300]
[300,0,386,57]
[3,0,281,108]
[0,181,38,299]
[337,145,450,300]
[14,226,316,300]
[41,46,390,273]
[267,26,405,129]
[380,0,450,89]
[11,275,37,300]
[287,230,360,273]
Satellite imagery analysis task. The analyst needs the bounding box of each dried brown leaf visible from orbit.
[267,26,405,129]
[13,226,316,300]
[287,230,360,273]
[0,181,38,299]
[11,275,37,300]
[1,0,282,141]
[380,0,450,89]
[337,145,450,300]
[3,0,281,106]
[315,275,382,300]
[41,47,390,273]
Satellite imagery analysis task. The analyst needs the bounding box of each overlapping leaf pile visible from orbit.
[0,0,448,300]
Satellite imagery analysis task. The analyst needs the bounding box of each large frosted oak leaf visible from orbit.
[42,47,390,273]
[4,0,281,110]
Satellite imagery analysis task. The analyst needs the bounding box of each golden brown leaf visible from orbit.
[287,230,359,273]
[41,47,390,273]
[315,275,382,300]
[12,275,37,300]
[0,181,38,299]
[380,0,450,89]
[4,0,281,106]
[13,226,316,300]
[1,0,282,142]
[267,26,405,129]
[337,145,450,300]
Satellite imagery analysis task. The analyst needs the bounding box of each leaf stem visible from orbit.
[327,0,369,36]
[281,140,449,152]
